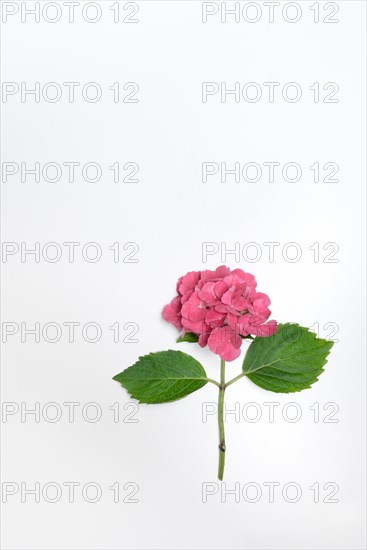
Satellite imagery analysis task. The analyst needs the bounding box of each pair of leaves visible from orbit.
[113,324,334,403]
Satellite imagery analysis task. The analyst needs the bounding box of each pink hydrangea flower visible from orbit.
[162,266,277,362]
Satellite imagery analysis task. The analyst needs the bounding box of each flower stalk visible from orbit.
[218,358,226,481]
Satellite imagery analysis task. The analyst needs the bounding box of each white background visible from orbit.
[1,1,366,549]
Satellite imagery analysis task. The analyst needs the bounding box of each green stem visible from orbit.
[225,371,246,388]
[218,359,226,481]
[206,377,221,388]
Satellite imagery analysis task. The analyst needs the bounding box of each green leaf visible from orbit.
[242,323,334,393]
[176,332,199,343]
[113,350,208,404]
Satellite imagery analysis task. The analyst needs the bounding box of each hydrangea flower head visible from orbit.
[163,265,277,361]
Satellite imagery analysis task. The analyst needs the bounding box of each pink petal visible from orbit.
[200,265,231,283]
[198,282,218,305]
[182,317,207,334]
[231,269,257,288]
[208,327,242,362]
[181,294,206,322]
[199,329,211,347]
[178,271,201,296]
[251,320,278,337]
[205,308,226,327]
[162,296,182,330]
[214,280,228,298]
